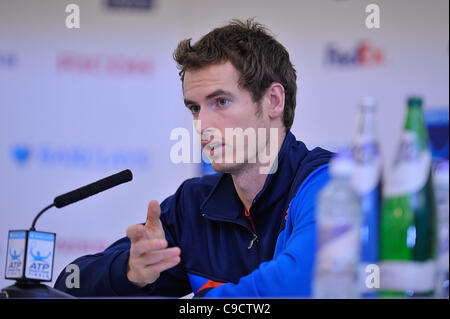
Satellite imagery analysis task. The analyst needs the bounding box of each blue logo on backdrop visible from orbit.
[11,144,31,164]
[10,143,149,170]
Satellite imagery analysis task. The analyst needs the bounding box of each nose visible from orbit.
[195,106,213,136]
[195,107,221,142]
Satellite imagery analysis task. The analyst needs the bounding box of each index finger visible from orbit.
[126,224,145,243]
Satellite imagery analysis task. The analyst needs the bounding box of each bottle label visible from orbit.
[379,260,436,292]
[352,139,381,195]
[317,223,360,271]
[384,131,431,196]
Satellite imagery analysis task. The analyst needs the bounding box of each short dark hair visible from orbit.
[173,19,297,131]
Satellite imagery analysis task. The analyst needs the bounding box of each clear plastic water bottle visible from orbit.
[351,96,382,298]
[314,148,362,298]
[434,160,449,298]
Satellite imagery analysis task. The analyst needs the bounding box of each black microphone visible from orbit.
[53,169,133,208]
[30,169,133,231]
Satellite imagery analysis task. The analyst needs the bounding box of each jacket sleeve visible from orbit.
[199,165,329,298]
[53,186,192,298]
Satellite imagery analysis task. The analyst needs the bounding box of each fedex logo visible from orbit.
[325,40,384,67]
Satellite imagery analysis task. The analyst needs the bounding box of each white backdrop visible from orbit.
[0,0,448,290]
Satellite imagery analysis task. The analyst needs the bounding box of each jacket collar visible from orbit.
[199,131,307,222]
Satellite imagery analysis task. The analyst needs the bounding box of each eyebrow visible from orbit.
[184,89,234,107]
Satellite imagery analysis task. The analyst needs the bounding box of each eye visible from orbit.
[190,105,200,114]
[217,98,229,107]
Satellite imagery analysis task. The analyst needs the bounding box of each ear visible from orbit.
[263,82,285,120]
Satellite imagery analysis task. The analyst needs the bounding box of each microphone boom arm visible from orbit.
[30,203,55,231]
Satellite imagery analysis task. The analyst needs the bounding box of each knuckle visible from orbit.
[148,239,158,250]
[137,240,150,252]
[145,266,160,277]
[129,254,140,268]
[133,262,146,275]
[153,238,167,249]
[132,241,142,254]
[146,240,160,252]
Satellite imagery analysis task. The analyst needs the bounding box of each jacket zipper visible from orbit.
[248,233,258,250]
[244,208,259,250]
[202,210,259,251]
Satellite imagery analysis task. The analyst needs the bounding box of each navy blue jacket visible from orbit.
[201,164,329,298]
[54,131,332,297]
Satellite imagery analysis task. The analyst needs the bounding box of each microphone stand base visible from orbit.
[1,280,75,298]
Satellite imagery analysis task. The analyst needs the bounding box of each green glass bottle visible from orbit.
[379,97,437,298]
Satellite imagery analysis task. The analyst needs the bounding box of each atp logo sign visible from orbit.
[24,232,55,281]
[5,231,26,279]
[5,231,55,281]
[7,248,24,277]
[26,244,52,280]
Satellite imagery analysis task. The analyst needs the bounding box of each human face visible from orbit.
[183,61,270,174]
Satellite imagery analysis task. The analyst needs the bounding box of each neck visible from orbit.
[232,166,267,212]
[231,128,286,212]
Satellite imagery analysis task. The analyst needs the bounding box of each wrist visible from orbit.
[126,261,147,288]
[109,250,152,296]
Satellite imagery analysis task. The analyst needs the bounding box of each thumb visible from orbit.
[145,200,165,239]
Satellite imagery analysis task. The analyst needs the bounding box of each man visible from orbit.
[54,19,332,298]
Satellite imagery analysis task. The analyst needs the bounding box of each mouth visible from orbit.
[202,141,224,157]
